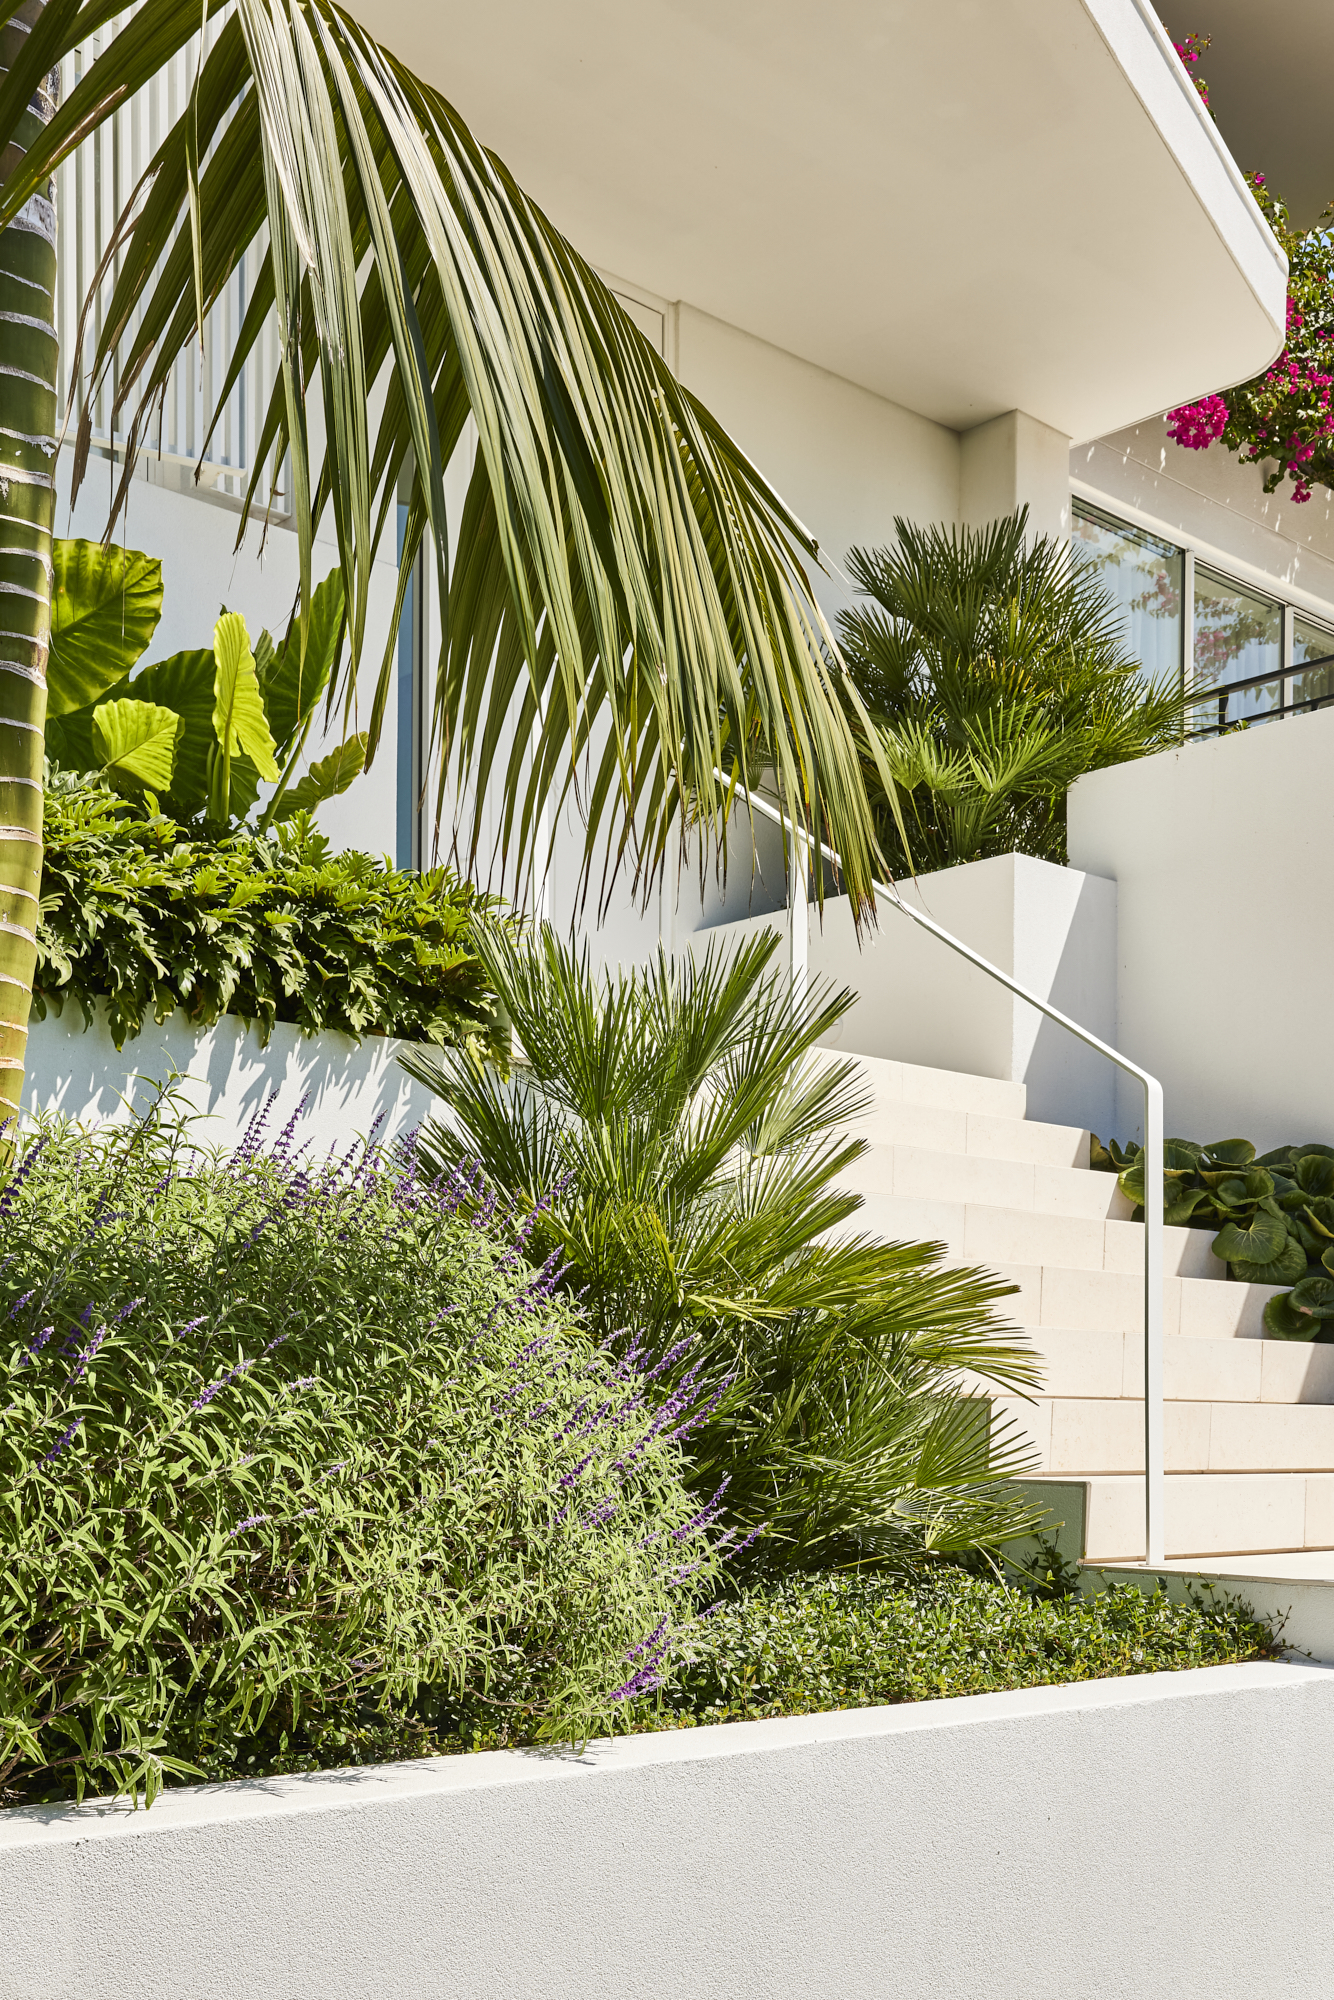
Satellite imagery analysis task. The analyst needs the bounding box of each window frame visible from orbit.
[1070,497,1334,739]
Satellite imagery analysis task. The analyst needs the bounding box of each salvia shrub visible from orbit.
[32,769,508,1056]
[0,1103,726,1807]
[1093,1132,1334,1339]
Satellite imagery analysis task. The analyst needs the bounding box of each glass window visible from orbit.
[1292,615,1334,716]
[1072,503,1183,687]
[1190,567,1283,732]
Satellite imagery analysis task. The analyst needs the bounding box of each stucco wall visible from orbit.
[695,853,1119,1134]
[1067,704,1334,1148]
[674,302,961,619]
[21,1005,438,1157]
[1075,418,1334,621]
[2,1662,1331,2000]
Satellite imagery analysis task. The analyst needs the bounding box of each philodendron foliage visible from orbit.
[43,540,364,830]
[1093,1134,1334,1340]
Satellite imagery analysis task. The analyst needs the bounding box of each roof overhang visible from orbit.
[345,0,1288,441]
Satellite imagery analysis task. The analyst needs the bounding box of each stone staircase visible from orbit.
[826,1049,1334,1571]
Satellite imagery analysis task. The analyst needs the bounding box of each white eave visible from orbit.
[349,0,1288,443]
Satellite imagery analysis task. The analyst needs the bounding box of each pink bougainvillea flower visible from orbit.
[1166,396,1229,451]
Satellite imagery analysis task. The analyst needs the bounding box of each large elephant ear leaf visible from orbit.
[1295,1154,1334,1198]
[48,540,163,715]
[1263,1290,1321,1341]
[213,612,279,779]
[1291,1275,1334,1319]
[122,649,216,816]
[1163,1185,1209,1226]
[1213,1211,1288,1267]
[91,698,182,794]
[1225,1237,1308,1287]
[261,568,346,752]
[269,732,367,823]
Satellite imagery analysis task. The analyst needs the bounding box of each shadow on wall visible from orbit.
[690,852,1121,1138]
[22,1004,438,1157]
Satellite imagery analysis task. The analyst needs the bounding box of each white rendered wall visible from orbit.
[1074,417,1334,621]
[673,302,961,620]
[695,853,1118,1135]
[21,1005,437,1157]
[2,1663,1332,2000]
[1068,705,1334,1149]
[963,410,1072,540]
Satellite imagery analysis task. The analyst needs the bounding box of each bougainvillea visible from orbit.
[1172,32,1211,111]
[1167,175,1334,504]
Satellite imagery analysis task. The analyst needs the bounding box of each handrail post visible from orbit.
[743,769,1166,1570]
[1142,1073,1165,1566]
[788,824,808,1019]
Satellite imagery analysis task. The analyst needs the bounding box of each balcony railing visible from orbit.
[55,5,286,516]
[1186,654,1334,739]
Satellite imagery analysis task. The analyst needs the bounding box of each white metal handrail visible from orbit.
[728,778,1166,1568]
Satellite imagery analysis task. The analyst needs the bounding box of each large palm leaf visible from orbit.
[0,0,884,919]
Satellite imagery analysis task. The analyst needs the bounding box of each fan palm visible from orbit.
[0,0,884,1140]
[405,925,1042,1574]
[838,509,1193,872]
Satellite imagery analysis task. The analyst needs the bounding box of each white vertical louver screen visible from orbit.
[54,5,286,514]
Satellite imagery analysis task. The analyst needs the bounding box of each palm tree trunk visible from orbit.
[0,0,56,1150]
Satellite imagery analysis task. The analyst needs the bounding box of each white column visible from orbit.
[960,409,1071,539]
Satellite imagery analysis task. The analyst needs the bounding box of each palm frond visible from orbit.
[0,0,885,911]
[409,926,1039,1572]
[839,506,1194,871]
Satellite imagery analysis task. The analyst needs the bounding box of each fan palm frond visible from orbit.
[405,925,1042,1572]
[838,506,1194,871]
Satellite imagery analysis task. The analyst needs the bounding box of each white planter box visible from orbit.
[1069,707,1334,1149]
[20,1003,440,1158]
[696,851,1118,1135]
[2,1662,1330,2000]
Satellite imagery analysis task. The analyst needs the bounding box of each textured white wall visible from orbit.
[1068,705,1334,1148]
[1074,418,1334,622]
[962,410,1072,539]
[22,1006,437,1157]
[695,853,1119,1134]
[2,1662,1332,2000]
[674,303,961,618]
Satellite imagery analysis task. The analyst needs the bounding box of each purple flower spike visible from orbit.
[40,1415,83,1465]
[0,1133,47,1219]
[229,1512,271,1536]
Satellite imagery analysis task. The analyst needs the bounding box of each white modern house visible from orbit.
[35,0,1334,1597]
[15,5,1334,1992]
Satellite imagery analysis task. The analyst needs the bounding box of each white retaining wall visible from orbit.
[695,851,1119,1135]
[21,1005,439,1158]
[1068,704,1334,1149]
[2,1662,1331,2000]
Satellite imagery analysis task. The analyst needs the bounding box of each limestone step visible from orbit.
[1008,1328,1334,1404]
[1074,1471,1334,1563]
[843,1190,1221,1281]
[814,1049,1027,1122]
[984,1261,1282,1339]
[836,1101,1091,1170]
[837,1145,1130,1220]
[996,1393,1334,1476]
